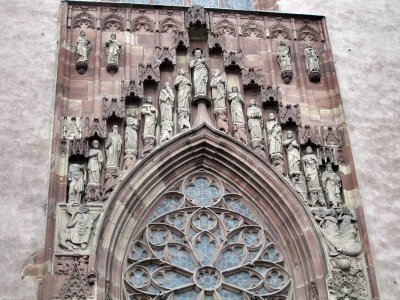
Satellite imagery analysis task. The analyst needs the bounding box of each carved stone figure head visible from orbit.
[92,140,99,148]
[214,69,220,77]
[193,48,203,58]
[80,31,85,37]
[127,109,137,118]
[111,32,117,40]
[112,125,118,133]
[306,146,313,154]
[146,96,153,104]
[250,99,256,106]
[287,130,294,138]
[326,163,333,171]
[164,82,170,88]
[178,69,186,76]
[232,86,238,92]
[279,40,286,47]
[269,113,276,120]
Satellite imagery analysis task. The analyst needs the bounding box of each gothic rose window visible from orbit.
[124,173,291,299]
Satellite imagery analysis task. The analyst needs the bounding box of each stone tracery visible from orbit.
[124,174,291,299]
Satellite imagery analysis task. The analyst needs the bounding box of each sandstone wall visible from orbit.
[0,0,398,299]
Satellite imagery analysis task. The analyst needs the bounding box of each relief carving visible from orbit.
[58,204,101,252]
[63,117,83,140]
[105,32,121,74]
[185,5,210,29]
[261,85,282,106]
[224,50,245,70]
[121,80,144,101]
[322,163,342,208]
[68,164,86,204]
[208,32,225,52]
[104,167,120,201]
[291,173,308,204]
[101,13,125,31]
[123,109,140,170]
[302,146,325,206]
[276,41,293,84]
[86,118,106,140]
[300,125,322,146]
[103,97,125,119]
[304,43,321,82]
[75,31,91,75]
[242,20,266,38]
[131,15,155,32]
[270,22,292,40]
[213,18,237,36]
[159,82,175,143]
[175,69,192,133]
[190,49,208,98]
[105,125,122,168]
[71,11,96,29]
[155,46,176,66]
[278,104,301,125]
[173,31,189,50]
[229,86,247,144]
[297,23,319,42]
[160,16,182,33]
[139,63,160,84]
[141,97,157,157]
[69,139,88,157]
[242,68,264,88]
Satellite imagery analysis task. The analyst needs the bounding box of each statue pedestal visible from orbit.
[106,62,118,74]
[192,96,214,128]
[308,70,321,83]
[281,70,293,84]
[76,60,88,75]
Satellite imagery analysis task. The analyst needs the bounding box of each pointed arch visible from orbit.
[72,11,96,29]
[214,18,238,36]
[297,23,319,42]
[131,15,155,32]
[270,22,292,40]
[242,20,266,38]
[95,124,329,299]
[101,13,125,31]
[160,16,182,33]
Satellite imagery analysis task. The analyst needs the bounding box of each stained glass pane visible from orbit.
[224,197,257,221]
[121,0,149,3]
[155,0,183,5]
[154,269,192,289]
[185,177,220,206]
[224,270,263,289]
[224,0,253,10]
[218,288,242,300]
[192,0,219,8]
[194,233,218,265]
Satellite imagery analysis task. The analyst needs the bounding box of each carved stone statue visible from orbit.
[266,113,282,155]
[58,204,100,251]
[159,82,174,122]
[174,69,192,111]
[304,43,321,82]
[247,99,263,141]
[123,109,140,170]
[178,110,191,133]
[210,69,226,110]
[141,97,158,138]
[87,140,103,186]
[75,31,91,74]
[276,41,293,84]
[105,125,122,168]
[189,49,208,98]
[322,163,342,207]
[105,32,121,73]
[283,131,301,175]
[68,164,85,204]
[215,110,229,133]
[302,146,325,206]
[229,86,245,124]
[291,173,308,204]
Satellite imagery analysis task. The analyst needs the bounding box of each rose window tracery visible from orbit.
[124,173,291,299]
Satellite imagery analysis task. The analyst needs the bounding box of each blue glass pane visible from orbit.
[173,289,200,300]
[224,198,257,221]
[224,271,262,289]
[149,195,182,220]
[121,0,150,3]
[224,0,253,10]
[192,0,219,8]
[155,0,183,5]
[185,177,220,207]
[218,289,242,300]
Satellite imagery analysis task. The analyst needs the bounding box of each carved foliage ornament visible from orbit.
[124,174,291,299]
[185,5,210,29]
[261,85,282,106]
[242,20,266,38]
[101,13,124,31]
[160,16,182,33]
[270,22,292,40]
[131,15,155,32]
[173,31,190,49]
[278,104,301,125]
[72,11,96,29]
[208,32,225,51]
[297,23,319,42]
[224,50,244,70]
[213,18,237,36]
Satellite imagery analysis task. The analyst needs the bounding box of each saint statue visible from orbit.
[247,99,263,141]
[304,43,319,73]
[302,146,321,189]
[58,204,100,251]
[189,49,208,98]
[159,82,174,122]
[141,97,158,138]
[125,109,140,152]
[75,31,91,62]
[105,32,121,73]
[87,140,103,186]
[283,131,301,175]
[276,41,292,72]
[68,163,85,204]
[178,110,191,133]
[228,86,245,124]
[105,125,122,168]
[210,69,226,110]
[266,113,282,155]
[174,69,192,111]
[322,163,342,207]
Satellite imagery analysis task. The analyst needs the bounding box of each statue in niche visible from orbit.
[322,163,342,207]
[160,121,173,144]
[247,99,263,141]
[229,86,245,124]
[123,109,140,170]
[68,164,86,204]
[105,32,121,73]
[302,146,325,206]
[87,140,103,186]
[159,82,174,122]
[105,125,122,168]
[141,97,158,138]
[276,41,293,84]
[174,69,192,111]
[266,113,282,155]
[58,204,100,251]
[304,43,321,82]
[178,110,191,133]
[75,31,91,74]
[210,69,226,110]
[283,131,301,175]
[215,110,229,133]
[189,49,208,98]
[291,173,308,204]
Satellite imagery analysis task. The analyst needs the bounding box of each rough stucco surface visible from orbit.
[0,0,399,299]
[277,0,400,299]
[0,0,59,299]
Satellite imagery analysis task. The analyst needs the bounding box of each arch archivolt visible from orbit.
[96,125,328,300]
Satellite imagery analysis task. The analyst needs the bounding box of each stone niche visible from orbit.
[41,1,379,300]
